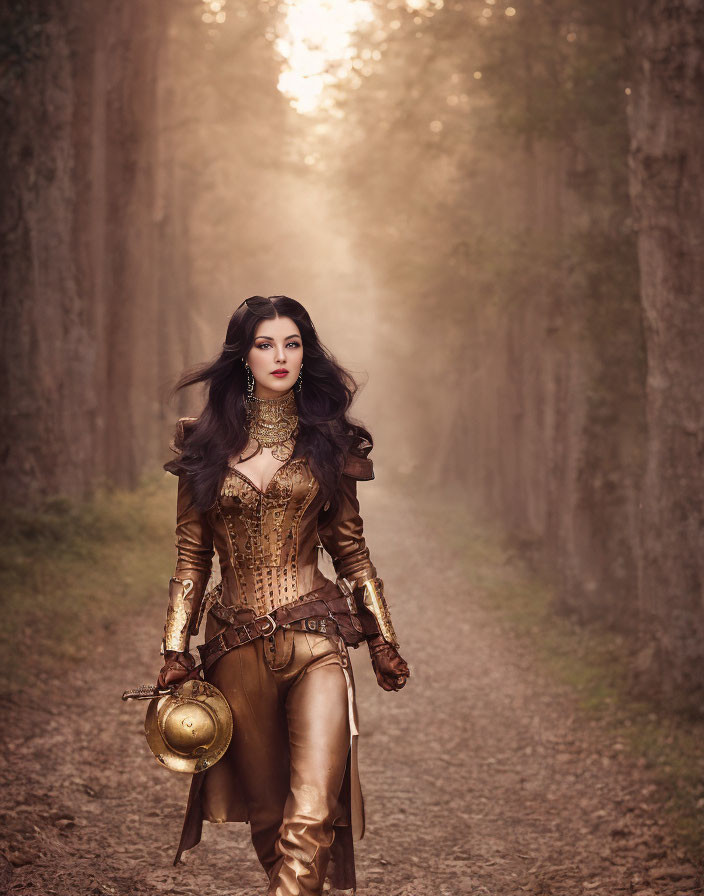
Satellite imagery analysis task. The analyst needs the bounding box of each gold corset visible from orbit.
[217,457,320,616]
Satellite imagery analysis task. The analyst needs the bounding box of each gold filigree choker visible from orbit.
[241,388,299,462]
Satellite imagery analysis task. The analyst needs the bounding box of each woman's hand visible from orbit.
[156,650,200,689]
[367,635,410,692]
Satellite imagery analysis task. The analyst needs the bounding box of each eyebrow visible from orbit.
[255,334,300,340]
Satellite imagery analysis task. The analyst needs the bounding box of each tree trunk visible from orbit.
[0,0,173,505]
[628,0,704,694]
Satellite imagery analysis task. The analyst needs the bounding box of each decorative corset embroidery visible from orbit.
[218,457,319,616]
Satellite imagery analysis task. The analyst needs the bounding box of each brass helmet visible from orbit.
[144,679,233,773]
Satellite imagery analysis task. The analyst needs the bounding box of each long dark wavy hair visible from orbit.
[164,295,372,518]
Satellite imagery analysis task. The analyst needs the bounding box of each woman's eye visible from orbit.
[256,341,300,349]
[287,342,301,348]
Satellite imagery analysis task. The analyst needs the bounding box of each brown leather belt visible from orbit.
[197,588,356,674]
[287,617,337,635]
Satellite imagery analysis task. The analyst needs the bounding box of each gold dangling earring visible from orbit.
[295,361,303,393]
[244,361,254,396]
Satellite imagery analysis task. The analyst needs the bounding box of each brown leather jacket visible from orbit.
[161,419,396,655]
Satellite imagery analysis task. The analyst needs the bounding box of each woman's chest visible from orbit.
[217,456,321,566]
[219,455,319,512]
[228,444,292,494]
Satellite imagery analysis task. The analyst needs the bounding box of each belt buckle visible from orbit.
[235,622,252,642]
[254,613,276,636]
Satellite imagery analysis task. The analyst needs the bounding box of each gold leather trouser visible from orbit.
[207,627,351,896]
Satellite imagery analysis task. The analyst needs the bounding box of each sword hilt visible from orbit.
[121,684,174,701]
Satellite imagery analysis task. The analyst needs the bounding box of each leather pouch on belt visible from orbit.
[330,609,366,648]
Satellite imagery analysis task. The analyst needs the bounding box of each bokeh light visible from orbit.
[200,0,227,25]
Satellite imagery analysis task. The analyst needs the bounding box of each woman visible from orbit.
[156,295,410,895]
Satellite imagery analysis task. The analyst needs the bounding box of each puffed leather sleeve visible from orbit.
[162,420,214,653]
[174,472,214,585]
[317,437,376,584]
[318,469,378,585]
[319,438,401,647]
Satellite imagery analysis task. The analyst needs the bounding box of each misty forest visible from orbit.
[1,0,704,894]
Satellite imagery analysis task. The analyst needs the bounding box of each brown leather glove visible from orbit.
[156,650,201,689]
[367,635,410,692]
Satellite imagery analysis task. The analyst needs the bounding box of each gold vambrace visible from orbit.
[352,574,399,648]
[162,576,197,654]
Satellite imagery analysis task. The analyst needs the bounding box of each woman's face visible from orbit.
[245,315,303,399]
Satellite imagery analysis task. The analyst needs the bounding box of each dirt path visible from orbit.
[2,488,700,896]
